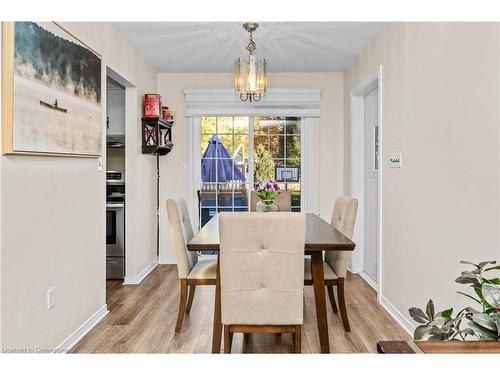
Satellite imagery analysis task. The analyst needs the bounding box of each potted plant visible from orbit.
[409,260,500,341]
[254,181,281,212]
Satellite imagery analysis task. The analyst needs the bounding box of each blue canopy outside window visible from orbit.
[201,135,246,182]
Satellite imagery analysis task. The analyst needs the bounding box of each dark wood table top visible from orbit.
[187,213,356,252]
[377,341,500,354]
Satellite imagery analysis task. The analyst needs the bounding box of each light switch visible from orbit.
[97,157,103,171]
[389,152,402,168]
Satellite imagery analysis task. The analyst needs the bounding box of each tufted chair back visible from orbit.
[250,190,292,212]
[219,212,305,325]
[324,196,358,278]
[166,198,198,279]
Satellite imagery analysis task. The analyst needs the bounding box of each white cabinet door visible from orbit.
[107,88,125,137]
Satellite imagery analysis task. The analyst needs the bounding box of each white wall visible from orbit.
[343,23,500,330]
[0,22,158,350]
[157,73,343,263]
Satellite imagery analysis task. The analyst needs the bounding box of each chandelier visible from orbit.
[234,22,267,102]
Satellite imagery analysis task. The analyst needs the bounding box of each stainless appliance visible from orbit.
[106,171,125,279]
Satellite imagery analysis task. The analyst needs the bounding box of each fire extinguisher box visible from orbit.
[144,94,161,118]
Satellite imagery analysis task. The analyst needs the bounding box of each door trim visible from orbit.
[348,66,383,301]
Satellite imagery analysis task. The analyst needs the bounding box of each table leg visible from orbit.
[211,254,222,353]
[311,251,330,353]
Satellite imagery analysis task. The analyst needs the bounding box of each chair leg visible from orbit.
[243,333,250,343]
[242,333,251,353]
[175,279,188,333]
[326,285,338,314]
[338,278,351,332]
[186,285,196,313]
[224,326,232,354]
[293,326,302,353]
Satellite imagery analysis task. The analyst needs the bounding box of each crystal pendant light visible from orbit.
[234,22,267,102]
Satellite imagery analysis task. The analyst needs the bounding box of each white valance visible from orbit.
[183,88,321,117]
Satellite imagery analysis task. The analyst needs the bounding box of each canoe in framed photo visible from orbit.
[1,22,102,156]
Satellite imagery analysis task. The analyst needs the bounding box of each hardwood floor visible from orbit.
[70,265,410,354]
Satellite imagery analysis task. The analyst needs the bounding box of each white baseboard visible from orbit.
[123,257,158,285]
[380,295,416,337]
[55,304,108,353]
[359,271,378,291]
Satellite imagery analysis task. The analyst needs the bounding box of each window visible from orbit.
[253,117,301,212]
[198,116,302,227]
[199,117,250,227]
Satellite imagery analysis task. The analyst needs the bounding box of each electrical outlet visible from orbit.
[47,287,55,310]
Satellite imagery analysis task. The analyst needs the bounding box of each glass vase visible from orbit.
[256,200,280,212]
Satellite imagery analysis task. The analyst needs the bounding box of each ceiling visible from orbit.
[114,22,383,73]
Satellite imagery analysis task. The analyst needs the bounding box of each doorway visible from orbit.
[105,67,136,286]
[349,66,382,296]
[105,76,126,280]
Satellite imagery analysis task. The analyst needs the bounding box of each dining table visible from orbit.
[187,212,356,354]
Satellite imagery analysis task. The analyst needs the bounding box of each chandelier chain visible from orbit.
[246,30,256,54]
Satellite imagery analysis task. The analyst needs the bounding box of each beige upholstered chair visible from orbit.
[250,190,292,212]
[304,195,358,331]
[166,198,217,332]
[219,212,305,353]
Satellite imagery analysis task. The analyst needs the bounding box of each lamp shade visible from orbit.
[234,56,267,101]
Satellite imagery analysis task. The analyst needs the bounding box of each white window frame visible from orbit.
[186,89,321,230]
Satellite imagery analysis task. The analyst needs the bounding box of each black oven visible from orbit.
[107,209,117,245]
[106,171,125,280]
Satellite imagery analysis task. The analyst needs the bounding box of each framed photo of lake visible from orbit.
[2,22,102,156]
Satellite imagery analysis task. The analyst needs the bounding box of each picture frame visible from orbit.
[1,22,102,157]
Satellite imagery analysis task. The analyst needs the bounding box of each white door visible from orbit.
[363,87,379,285]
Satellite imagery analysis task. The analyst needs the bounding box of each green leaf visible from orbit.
[442,316,461,331]
[468,321,498,340]
[455,276,481,287]
[471,314,497,331]
[474,287,484,300]
[460,260,479,267]
[428,333,446,341]
[426,300,435,321]
[495,313,500,333]
[465,306,482,314]
[455,276,474,284]
[485,307,499,314]
[482,284,500,308]
[485,265,500,272]
[414,325,431,340]
[460,328,476,336]
[409,307,429,324]
[479,261,496,268]
[439,308,453,320]
[488,278,500,285]
[414,325,440,340]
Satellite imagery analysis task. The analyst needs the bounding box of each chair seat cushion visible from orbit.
[304,258,338,280]
[187,258,217,280]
